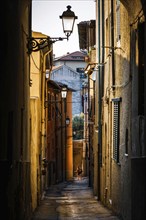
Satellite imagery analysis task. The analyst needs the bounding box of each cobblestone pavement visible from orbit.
[31,177,121,220]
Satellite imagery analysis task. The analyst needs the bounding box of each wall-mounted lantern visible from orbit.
[27,5,78,54]
[84,63,96,75]
[45,69,50,79]
[60,5,78,40]
[61,87,67,98]
[66,116,70,125]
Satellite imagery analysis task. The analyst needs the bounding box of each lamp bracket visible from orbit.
[27,36,68,54]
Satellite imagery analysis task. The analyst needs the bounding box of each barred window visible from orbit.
[125,128,128,155]
[112,98,121,163]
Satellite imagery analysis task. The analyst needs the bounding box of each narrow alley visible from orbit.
[31,177,120,220]
[1,1,146,220]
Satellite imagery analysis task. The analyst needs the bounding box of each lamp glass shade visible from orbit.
[62,17,75,36]
[66,117,70,125]
[91,70,96,81]
[60,5,78,38]
[61,88,67,98]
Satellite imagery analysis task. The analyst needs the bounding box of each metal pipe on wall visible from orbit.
[97,0,101,201]
[111,0,115,88]
[97,0,105,201]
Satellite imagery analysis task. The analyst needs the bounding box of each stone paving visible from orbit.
[31,177,121,220]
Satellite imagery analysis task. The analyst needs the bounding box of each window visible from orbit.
[80,73,87,79]
[72,56,84,60]
[125,128,128,156]
[48,93,51,121]
[55,95,62,118]
[112,98,121,163]
[76,67,84,73]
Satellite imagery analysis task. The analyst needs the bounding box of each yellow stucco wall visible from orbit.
[30,98,41,211]
[30,51,40,98]
[66,91,73,180]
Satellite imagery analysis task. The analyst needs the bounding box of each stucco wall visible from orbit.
[73,140,83,175]
[30,98,41,211]
[54,60,86,72]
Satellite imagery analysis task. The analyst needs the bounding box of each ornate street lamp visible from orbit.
[60,5,78,40]
[27,5,78,54]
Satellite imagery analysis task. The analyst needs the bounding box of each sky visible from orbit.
[32,0,95,57]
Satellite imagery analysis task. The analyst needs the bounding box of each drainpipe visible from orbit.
[97,0,101,201]
[111,0,115,88]
[55,96,58,183]
[42,49,53,191]
[101,0,105,96]
[97,0,105,201]
[88,75,91,187]
[60,98,64,181]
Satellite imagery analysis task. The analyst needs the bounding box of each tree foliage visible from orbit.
[72,114,84,140]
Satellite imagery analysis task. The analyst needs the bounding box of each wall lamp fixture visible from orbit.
[27,5,78,54]
[84,62,108,76]
[61,87,67,98]
[84,63,97,75]
[66,116,70,125]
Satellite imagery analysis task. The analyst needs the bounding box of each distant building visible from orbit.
[52,51,88,116]
[53,51,87,71]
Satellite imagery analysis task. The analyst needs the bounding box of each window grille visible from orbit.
[112,98,121,163]
[125,128,128,156]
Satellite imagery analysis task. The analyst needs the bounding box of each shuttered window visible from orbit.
[112,98,121,163]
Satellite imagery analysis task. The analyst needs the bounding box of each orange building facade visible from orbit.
[46,80,73,184]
